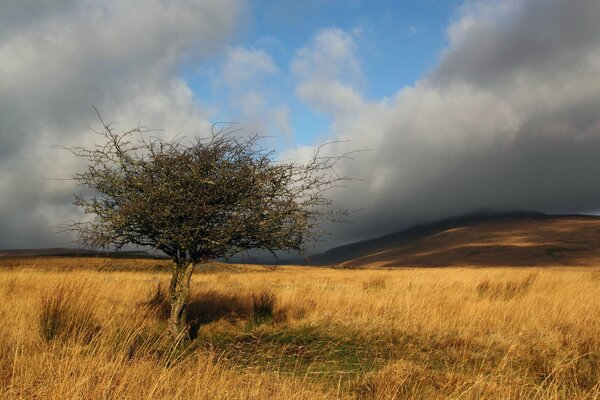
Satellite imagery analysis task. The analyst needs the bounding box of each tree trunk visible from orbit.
[168,260,195,339]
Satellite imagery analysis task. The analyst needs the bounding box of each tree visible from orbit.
[69,116,349,338]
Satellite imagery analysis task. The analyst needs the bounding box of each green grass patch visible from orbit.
[195,324,395,380]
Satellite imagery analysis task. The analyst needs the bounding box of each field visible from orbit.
[1,257,599,399]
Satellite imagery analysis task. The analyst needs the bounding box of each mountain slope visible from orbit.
[308,212,600,268]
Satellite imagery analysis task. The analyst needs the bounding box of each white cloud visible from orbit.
[222,46,278,86]
[291,27,361,82]
[291,27,364,117]
[296,80,364,116]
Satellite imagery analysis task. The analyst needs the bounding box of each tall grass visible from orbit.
[252,290,276,326]
[38,283,99,343]
[0,258,598,399]
[475,272,538,300]
[363,275,388,290]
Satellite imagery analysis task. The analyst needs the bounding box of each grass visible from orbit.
[363,275,388,291]
[252,290,276,326]
[38,283,99,343]
[0,257,599,399]
[475,272,538,300]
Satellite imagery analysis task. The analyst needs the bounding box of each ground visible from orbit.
[1,257,599,399]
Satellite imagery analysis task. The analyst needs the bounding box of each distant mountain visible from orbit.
[305,211,600,268]
[0,247,164,259]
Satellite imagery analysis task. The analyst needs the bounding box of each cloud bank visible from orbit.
[288,0,600,246]
[0,0,239,248]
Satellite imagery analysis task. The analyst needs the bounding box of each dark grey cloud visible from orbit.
[0,0,240,248]
[432,0,600,87]
[0,0,79,36]
[288,0,600,249]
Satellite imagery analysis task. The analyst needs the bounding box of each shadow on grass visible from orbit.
[144,284,280,339]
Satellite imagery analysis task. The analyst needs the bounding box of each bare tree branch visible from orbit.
[66,116,355,337]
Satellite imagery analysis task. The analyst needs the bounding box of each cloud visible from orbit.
[292,28,364,116]
[215,44,293,142]
[296,80,364,116]
[0,0,79,37]
[0,0,240,248]
[433,0,600,87]
[221,46,278,86]
[291,27,361,82]
[289,0,600,247]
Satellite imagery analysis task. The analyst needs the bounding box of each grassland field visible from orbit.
[0,256,599,399]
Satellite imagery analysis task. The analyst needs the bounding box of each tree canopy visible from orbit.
[68,116,351,336]
[71,119,348,262]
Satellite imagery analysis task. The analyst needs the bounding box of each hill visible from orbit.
[307,212,600,268]
[0,247,162,259]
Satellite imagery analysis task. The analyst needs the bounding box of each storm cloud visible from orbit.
[288,0,600,246]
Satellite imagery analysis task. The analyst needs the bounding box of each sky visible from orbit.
[2,0,600,251]
[183,0,463,146]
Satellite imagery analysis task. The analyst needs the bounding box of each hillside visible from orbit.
[0,248,163,259]
[308,212,600,268]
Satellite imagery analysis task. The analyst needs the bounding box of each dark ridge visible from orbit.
[0,247,167,259]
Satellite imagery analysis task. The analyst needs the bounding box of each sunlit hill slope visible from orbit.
[308,212,600,268]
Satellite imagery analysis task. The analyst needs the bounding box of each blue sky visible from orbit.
[183,0,463,146]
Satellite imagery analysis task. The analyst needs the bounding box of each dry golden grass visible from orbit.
[1,257,599,399]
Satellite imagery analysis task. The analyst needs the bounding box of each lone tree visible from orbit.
[69,116,349,337]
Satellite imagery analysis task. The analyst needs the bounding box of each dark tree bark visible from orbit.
[168,260,195,338]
